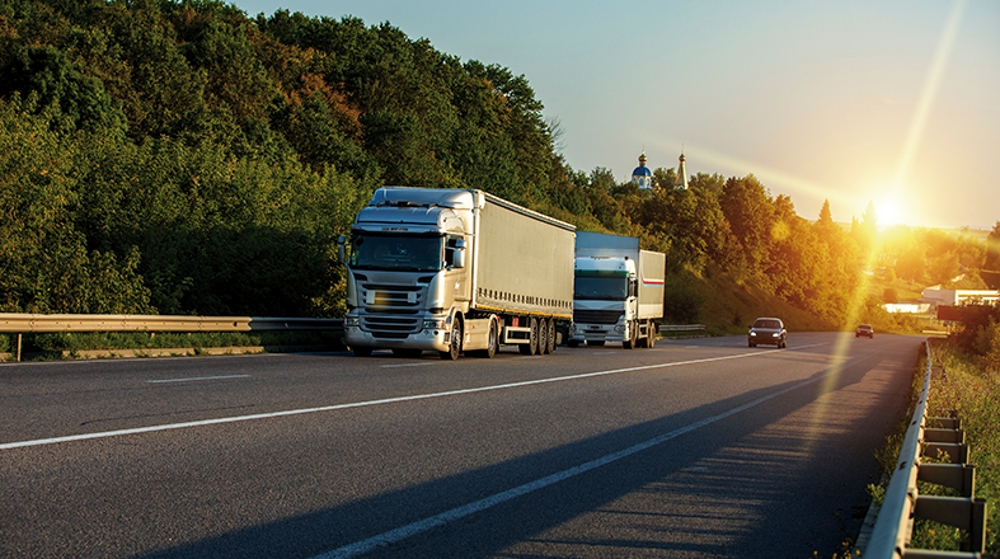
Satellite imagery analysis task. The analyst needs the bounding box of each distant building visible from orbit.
[921,288,999,307]
[883,303,931,314]
[674,151,689,190]
[631,151,654,190]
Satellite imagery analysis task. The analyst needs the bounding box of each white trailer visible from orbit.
[338,187,575,359]
[569,232,665,349]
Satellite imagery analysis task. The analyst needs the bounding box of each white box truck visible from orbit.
[338,187,575,359]
[569,232,665,349]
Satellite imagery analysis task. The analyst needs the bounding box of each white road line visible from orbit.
[147,374,251,384]
[380,362,436,369]
[310,349,844,559]
[1,343,828,451]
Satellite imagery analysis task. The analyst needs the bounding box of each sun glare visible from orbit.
[874,196,906,228]
[870,183,920,229]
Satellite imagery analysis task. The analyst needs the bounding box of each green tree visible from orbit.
[719,174,774,280]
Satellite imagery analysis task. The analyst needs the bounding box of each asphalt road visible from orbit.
[1,332,922,558]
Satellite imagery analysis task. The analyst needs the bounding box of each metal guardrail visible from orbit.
[862,341,988,558]
[0,313,343,362]
[659,324,706,332]
[0,313,343,333]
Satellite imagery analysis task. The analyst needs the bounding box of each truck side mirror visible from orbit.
[336,235,346,264]
[447,239,467,269]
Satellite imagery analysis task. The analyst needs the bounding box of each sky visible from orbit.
[231,0,1000,231]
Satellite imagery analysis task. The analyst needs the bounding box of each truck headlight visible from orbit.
[614,324,625,333]
[344,317,360,328]
[423,319,447,330]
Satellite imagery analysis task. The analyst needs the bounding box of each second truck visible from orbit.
[338,187,575,359]
[568,232,665,349]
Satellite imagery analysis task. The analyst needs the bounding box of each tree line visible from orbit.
[1,0,997,328]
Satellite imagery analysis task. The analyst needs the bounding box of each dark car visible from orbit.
[748,317,787,348]
[856,324,874,338]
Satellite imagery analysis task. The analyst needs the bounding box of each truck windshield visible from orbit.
[350,233,444,271]
[574,272,628,301]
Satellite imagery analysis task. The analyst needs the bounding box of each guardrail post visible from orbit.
[912,496,987,553]
[923,442,969,464]
[918,464,976,497]
[16,333,22,362]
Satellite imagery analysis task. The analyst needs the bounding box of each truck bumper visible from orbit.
[344,326,452,353]
[570,323,624,344]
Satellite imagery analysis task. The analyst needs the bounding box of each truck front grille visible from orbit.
[361,313,421,338]
[360,283,423,310]
[574,309,623,325]
[358,283,425,338]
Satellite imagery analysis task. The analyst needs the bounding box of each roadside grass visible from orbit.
[911,338,999,553]
[869,338,998,554]
[664,266,836,334]
[12,330,344,359]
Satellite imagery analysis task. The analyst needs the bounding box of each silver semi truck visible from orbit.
[568,231,665,349]
[338,187,576,359]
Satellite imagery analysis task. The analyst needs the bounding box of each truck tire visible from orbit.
[538,319,548,355]
[623,323,637,349]
[545,318,556,354]
[519,317,538,355]
[439,318,462,360]
[472,319,498,358]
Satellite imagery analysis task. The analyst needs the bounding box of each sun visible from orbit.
[872,192,911,229]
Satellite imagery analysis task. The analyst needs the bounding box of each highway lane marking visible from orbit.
[380,362,436,369]
[0,343,829,451]
[311,342,845,559]
[147,374,252,384]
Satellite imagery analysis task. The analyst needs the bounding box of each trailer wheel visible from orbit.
[440,318,462,360]
[519,317,537,355]
[545,318,556,354]
[646,327,655,349]
[538,319,548,355]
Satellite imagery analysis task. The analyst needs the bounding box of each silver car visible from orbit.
[748,317,787,348]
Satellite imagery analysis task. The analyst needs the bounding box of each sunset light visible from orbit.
[873,191,911,229]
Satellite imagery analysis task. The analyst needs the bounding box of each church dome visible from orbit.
[631,151,653,189]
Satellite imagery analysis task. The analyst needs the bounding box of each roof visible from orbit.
[632,166,652,177]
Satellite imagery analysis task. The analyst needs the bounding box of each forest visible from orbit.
[2,0,998,332]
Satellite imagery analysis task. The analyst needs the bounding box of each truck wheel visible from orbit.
[474,320,498,358]
[538,319,548,355]
[623,323,637,349]
[647,331,655,348]
[545,318,556,354]
[352,346,373,357]
[439,319,462,360]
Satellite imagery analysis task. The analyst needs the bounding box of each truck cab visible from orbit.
[570,256,641,347]
[340,189,474,358]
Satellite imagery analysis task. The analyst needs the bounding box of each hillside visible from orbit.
[1,0,996,332]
